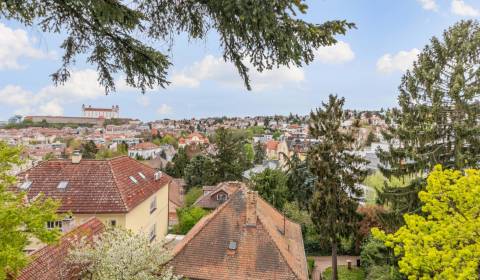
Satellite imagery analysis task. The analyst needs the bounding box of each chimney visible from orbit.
[245,190,257,227]
[71,151,82,164]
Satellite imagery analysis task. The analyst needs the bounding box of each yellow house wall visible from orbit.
[74,213,127,228]
[125,183,169,240]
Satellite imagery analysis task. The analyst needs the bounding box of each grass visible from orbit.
[322,265,365,280]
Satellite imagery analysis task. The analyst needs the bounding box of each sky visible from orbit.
[0,0,479,121]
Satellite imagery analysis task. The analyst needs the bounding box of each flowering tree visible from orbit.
[373,165,480,279]
[68,227,179,280]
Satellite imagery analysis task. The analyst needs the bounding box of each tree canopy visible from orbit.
[373,165,480,279]
[0,1,354,93]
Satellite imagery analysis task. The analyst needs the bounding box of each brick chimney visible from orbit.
[245,190,257,227]
[71,151,82,164]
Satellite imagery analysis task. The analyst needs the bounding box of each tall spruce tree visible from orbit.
[0,1,354,93]
[377,20,480,227]
[213,128,247,181]
[308,95,368,280]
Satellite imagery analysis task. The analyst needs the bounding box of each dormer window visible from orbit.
[57,181,68,190]
[138,172,146,180]
[19,181,32,190]
[129,176,138,184]
[217,193,228,202]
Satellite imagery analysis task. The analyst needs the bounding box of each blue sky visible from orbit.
[0,0,479,121]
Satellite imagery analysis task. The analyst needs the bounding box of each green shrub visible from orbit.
[307,257,315,278]
[366,265,403,280]
[322,266,365,280]
[173,206,208,234]
[360,236,390,272]
[184,187,203,207]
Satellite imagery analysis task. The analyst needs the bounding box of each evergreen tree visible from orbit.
[184,154,216,189]
[1,1,354,93]
[377,20,480,227]
[80,140,98,159]
[284,153,316,211]
[166,148,189,178]
[251,168,288,210]
[308,95,368,280]
[213,128,247,181]
[253,142,266,164]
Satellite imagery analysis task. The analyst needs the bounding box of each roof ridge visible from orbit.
[256,214,305,280]
[172,188,242,256]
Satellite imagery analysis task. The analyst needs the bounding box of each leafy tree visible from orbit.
[0,142,61,278]
[68,227,179,280]
[364,131,378,147]
[243,143,255,166]
[251,168,288,210]
[80,140,98,159]
[184,154,216,189]
[308,95,368,280]
[173,207,208,235]
[373,165,480,279]
[42,152,56,161]
[184,187,203,208]
[377,21,480,226]
[213,128,248,181]
[0,1,354,93]
[272,130,282,140]
[253,142,266,165]
[116,141,128,154]
[165,148,189,178]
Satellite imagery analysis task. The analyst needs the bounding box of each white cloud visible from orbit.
[170,55,305,92]
[157,104,173,115]
[451,0,480,17]
[0,69,105,116]
[0,23,54,70]
[417,0,438,11]
[136,96,150,107]
[314,41,355,64]
[376,49,420,74]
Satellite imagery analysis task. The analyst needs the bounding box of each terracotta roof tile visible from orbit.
[17,218,105,280]
[171,185,308,280]
[16,156,171,213]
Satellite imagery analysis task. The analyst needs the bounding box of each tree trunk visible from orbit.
[332,240,338,280]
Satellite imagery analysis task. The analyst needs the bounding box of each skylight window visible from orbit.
[57,181,69,189]
[19,181,32,190]
[129,176,138,184]
[138,172,146,180]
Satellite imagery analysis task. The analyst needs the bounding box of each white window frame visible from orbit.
[217,193,228,201]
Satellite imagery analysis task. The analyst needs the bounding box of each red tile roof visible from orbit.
[129,142,159,151]
[16,156,171,213]
[266,140,279,151]
[194,181,242,209]
[17,217,105,280]
[171,186,308,280]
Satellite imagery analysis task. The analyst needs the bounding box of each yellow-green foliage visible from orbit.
[372,165,480,280]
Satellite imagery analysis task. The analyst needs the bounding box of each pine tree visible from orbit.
[377,20,480,227]
[1,1,354,93]
[213,128,247,181]
[253,142,266,164]
[80,140,98,159]
[308,95,368,280]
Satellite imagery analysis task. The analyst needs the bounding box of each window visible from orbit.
[47,221,63,229]
[150,197,157,214]
[110,220,117,227]
[19,181,32,190]
[138,172,146,180]
[57,181,68,190]
[149,224,156,242]
[129,176,138,184]
[217,193,228,202]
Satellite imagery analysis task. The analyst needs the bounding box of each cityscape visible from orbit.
[1,1,480,280]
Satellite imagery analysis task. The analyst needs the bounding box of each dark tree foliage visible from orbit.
[165,147,189,178]
[80,140,98,159]
[0,0,354,93]
[213,127,248,181]
[250,168,288,210]
[184,154,216,189]
[308,95,368,280]
[253,141,266,164]
[377,20,480,226]
[283,153,315,211]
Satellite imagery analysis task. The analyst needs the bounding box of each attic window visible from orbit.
[138,172,146,180]
[57,181,69,190]
[19,181,32,190]
[228,241,237,250]
[129,176,138,184]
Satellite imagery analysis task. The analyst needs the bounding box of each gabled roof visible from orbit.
[171,186,308,280]
[17,218,105,280]
[16,156,171,213]
[194,181,242,209]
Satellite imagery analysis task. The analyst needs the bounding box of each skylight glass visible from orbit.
[129,176,138,184]
[57,181,69,189]
[138,172,146,180]
[19,181,32,190]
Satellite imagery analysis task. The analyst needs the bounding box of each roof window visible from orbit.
[129,176,138,184]
[57,181,69,190]
[138,172,146,180]
[19,181,32,190]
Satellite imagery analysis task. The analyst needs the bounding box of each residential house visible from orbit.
[178,132,209,148]
[170,186,308,280]
[194,181,242,210]
[168,178,186,226]
[128,142,161,159]
[16,155,171,251]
